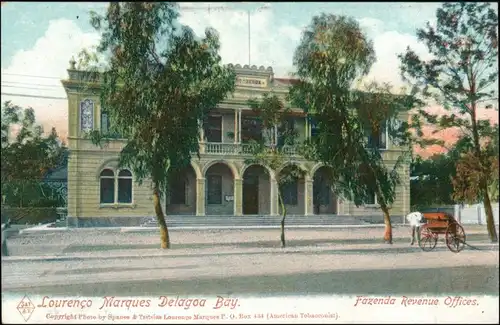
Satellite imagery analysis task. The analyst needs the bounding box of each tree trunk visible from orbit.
[1,239,8,256]
[153,186,170,249]
[470,99,498,243]
[1,222,9,256]
[278,191,286,248]
[482,182,498,243]
[380,203,393,244]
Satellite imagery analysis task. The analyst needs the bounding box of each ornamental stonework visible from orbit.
[80,99,94,132]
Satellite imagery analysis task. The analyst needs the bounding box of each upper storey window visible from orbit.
[367,120,388,150]
[80,99,94,133]
[204,115,222,143]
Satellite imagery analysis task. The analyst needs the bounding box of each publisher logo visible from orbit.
[17,295,35,322]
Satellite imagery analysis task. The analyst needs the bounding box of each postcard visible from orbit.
[1,2,499,324]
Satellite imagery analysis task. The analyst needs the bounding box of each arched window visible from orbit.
[100,169,115,204]
[117,169,133,203]
[80,99,94,133]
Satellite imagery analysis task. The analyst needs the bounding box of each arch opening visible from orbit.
[205,162,235,215]
[243,164,271,215]
[278,164,305,215]
[166,165,197,215]
[313,166,338,215]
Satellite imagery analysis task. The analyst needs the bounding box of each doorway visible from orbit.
[243,175,259,215]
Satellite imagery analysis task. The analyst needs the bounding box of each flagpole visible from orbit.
[248,10,251,65]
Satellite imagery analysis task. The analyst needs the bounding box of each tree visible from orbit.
[452,124,500,204]
[409,130,499,210]
[350,82,417,243]
[410,154,456,209]
[246,92,305,248]
[87,3,236,248]
[410,135,474,209]
[289,14,417,244]
[399,2,499,242]
[1,100,66,254]
[1,101,66,210]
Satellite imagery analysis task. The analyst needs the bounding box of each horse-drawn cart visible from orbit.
[418,212,466,253]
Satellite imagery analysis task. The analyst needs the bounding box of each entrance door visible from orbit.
[243,175,259,215]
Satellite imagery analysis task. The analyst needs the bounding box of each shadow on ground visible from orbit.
[60,235,492,253]
[4,265,498,296]
[50,265,201,276]
[50,245,497,261]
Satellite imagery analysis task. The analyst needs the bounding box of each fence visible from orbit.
[454,202,500,225]
[1,207,58,225]
[416,202,499,225]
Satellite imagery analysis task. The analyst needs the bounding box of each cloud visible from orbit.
[3,3,494,151]
[359,19,433,90]
[358,17,385,36]
[177,5,301,77]
[1,19,100,140]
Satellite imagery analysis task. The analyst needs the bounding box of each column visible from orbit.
[403,182,409,222]
[270,177,279,215]
[234,178,243,216]
[234,110,238,144]
[196,178,206,216]
[198,119,205,154]
[238,109,242,143]
[305,116,309,139]
[274,125,278,145]
[337,197,344,215]
[304,177,314,216]
[198,119,205,142]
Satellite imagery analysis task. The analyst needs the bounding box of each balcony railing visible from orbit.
[199,142,298,156]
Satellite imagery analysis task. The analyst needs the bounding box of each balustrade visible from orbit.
[201,142,298,156]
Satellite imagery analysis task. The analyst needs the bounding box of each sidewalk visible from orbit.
[2,240,498,262]
[18,223,395,234]
[4,225,498,261]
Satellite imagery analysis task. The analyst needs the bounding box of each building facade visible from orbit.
[62,63,410,227]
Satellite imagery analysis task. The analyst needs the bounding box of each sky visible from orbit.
[1,2,498,157]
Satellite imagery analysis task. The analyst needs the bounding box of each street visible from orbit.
[2,228,499,296]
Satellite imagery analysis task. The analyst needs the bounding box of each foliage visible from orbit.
[246,92,305,186]
[410,153,456,209]
[399,2,498,242]
[411,128,499,208]
[1,101,67,212]
[292,14,376,92]
[290,13,419,243]
[399,3,498,116]
[245,92,305,247]
[452,150,499,203]
[1,207,58,225]
[410,135,472,209]
[452,124,499,203]
[85,2,236,248]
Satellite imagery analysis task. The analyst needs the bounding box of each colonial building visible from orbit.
[61,62,410,227]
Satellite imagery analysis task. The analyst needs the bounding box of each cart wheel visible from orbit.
[419,226,437,252]
[445,222,466,253]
